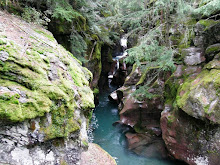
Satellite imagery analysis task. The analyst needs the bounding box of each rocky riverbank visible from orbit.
[109,18,220,165]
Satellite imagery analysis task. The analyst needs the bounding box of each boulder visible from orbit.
[0,11,94,165]
[177,69,220,124]
[114,64,168,158]
[161,107,220,165]
[181,47,205,66]
[108,90,119,103]
[125,132,168,158]
[194,20,220,49]
[205,57,220,70]
[119,95,163,128]
[205,43,220,61]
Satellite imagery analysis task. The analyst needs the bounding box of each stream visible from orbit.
[88,82,181,165]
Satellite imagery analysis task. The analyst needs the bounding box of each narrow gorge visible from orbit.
[0,0,219,165]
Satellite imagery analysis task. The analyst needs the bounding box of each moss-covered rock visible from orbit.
[176,68,220,124]
[198,20,220,30]
[205,43,220,61]
[0,11,94,140]
[194,20,220,48]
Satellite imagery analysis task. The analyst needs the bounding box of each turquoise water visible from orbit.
[89,84,183,165]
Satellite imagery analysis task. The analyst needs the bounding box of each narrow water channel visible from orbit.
[89,82,181,165]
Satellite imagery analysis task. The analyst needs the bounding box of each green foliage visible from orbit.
[69,30,87,60]
[50,1,86,25]
[21,6,50,25]
[132,85,158,101]
[125,30,175,72]
[125,28,175,101]
[1,0,117,62]
[193,0,220,18]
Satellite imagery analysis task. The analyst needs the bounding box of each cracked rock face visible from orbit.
[0,120,82,165]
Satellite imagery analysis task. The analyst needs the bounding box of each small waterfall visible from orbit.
[120,36,127,50]
[108,36,128,79]
[116,59,119,70]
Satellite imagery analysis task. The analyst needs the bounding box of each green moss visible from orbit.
[133,124,145,133]
[0,39,7,45]
[204,104,210,114]
[176,78,193,109]
[0,35,7,38]
[0,79,51,122]
[34,29,55,41]
[60,160,68,165]
[207,150,218,154]
[85,40,102,88]
[176,69,220,110]
[167,114,176,125]
[78,86,95,110]
[82,67,93,82]
[93,88,99,95]
[42,101,80,140]
[82,140,89,147]
[91,34,99,41]
[164,75,181,106]
[198,20,220,30]
[205,44,220,55]
[0,21,95,140]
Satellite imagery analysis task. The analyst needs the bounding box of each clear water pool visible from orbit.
[89,85,185,165]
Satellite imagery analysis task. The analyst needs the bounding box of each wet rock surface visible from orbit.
[125,132,168,158]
